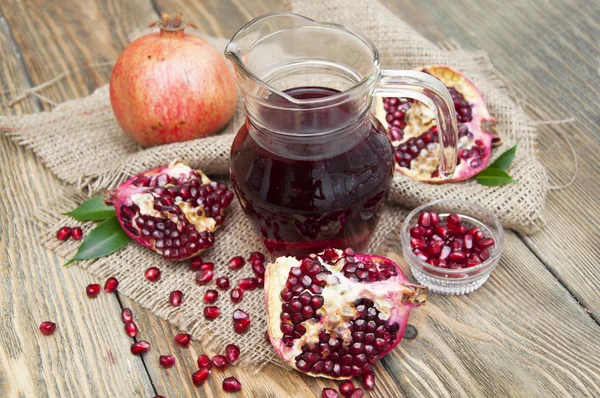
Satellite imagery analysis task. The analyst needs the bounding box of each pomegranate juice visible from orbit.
[230,87,394,255]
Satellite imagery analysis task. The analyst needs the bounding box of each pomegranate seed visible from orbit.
[216,276,230,290]
[233,309,251,334]
[192,367,210,386]
[174,333,191,347]
[145,267,161,282]
[124,321,138,337]
[322,388,340,398]
[121,308,134,323]
[446,213,461,226]
[339,380,355,396]
[410,238,427,250]
[349,389,364,398]
[448,251,466,263]
[238,277,258,291]
[229,256,245,270]
[234,320,250,334]
[417,211,431,227]
[86,284,101,298]
[477,238,495,250]
[170,290,183,306]
[39,321,56,335]
[256,275,265,288]
[56,226,71,241]
[71,227,83,240]
[204,289,218,303]
[130,340,150,355]
[248,251,265,262]
[190,257,203,270]
[410,225,425,238]
[159,354,176,369]
[252,261,265,276]
[104,277,119,293]
[429,212,440,226]
[230,288,243,303]
[211,354,229,370]
[225,344,241,362]
[362,371,375,390]
[200,262,214,271]
[204,306,221,320]
[479,249,491,261]
[222,376,241,392]
[197,354,212,368]
[196,270,214,285]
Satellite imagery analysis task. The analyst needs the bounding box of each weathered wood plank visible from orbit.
[380,0,600,319]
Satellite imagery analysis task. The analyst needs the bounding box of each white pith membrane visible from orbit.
[265,249,426,380]
[106,160,233,260]
[374,65,500,183]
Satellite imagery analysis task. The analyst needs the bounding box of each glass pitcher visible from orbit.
[225,13,458,256]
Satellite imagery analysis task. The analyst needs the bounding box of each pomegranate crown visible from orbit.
[149,12,196,31]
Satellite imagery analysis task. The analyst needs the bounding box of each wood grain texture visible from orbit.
[1,0,600,397]
[380,0,600,320]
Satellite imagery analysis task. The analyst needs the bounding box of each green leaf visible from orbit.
[64,195,115,221]
[488,140,519,171]
[476,168,517,186]
[64,216,130,266]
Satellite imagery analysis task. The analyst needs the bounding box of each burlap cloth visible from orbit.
[0,0,547,370]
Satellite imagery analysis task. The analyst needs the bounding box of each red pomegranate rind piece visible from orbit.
[265,249,426,380]
[104,161,234,261]
[375,65,501,183]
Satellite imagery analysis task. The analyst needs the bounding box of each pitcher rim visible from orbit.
[224,12,381,108]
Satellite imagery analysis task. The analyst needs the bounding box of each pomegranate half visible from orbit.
[374,65,501,182]
[265,248,426,380]
[105,161,233,260]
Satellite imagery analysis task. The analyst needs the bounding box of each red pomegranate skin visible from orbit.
[110,25,237,147]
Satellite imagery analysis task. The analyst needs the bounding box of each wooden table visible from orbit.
[1,1,599,397]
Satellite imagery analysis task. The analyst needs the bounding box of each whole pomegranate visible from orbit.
[375,65,501,182]
[110,13,237,146]
[265,248,426,380]
[104,161,233,260]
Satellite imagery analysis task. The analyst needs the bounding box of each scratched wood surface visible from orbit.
[0,0,599,397]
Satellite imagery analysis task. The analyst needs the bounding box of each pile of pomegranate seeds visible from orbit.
[409,211,495,269]
[104,277,119,293]
[159,354,176,369]
[145,266,161,282]
[222,376,242,392]
[39,321,56,335]
[86,284,101,298]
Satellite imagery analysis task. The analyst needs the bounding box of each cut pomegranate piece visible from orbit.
[216,276,230,290]
[174,333,191,347]
[40,321,56,335]
[159,354,176,368]
[229,256,245,270]
[104,277,119,293]
[204,289,219,303]
[104,161,233,260]
[265,249,426,380]
[121,308,134,323]
[204,306,221,320]
[230,288,243,304]
[225,344,241,362]
[374,65,500,182]
[130,340,150,355]
[86,284,101,298]
[222,376,242,392]
[170,290,183,306]
[192,367,210,386]
[322,388,340,398]
[71,227,83,240]
[211,354,229,370]
[56,226,71,241]
[145,267,161,282]
[197,354,212,369]
[124,322,138,337]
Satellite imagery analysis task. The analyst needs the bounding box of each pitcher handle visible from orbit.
[374,70,458,178]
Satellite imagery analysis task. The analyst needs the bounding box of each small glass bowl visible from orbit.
[401,199,504,295]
